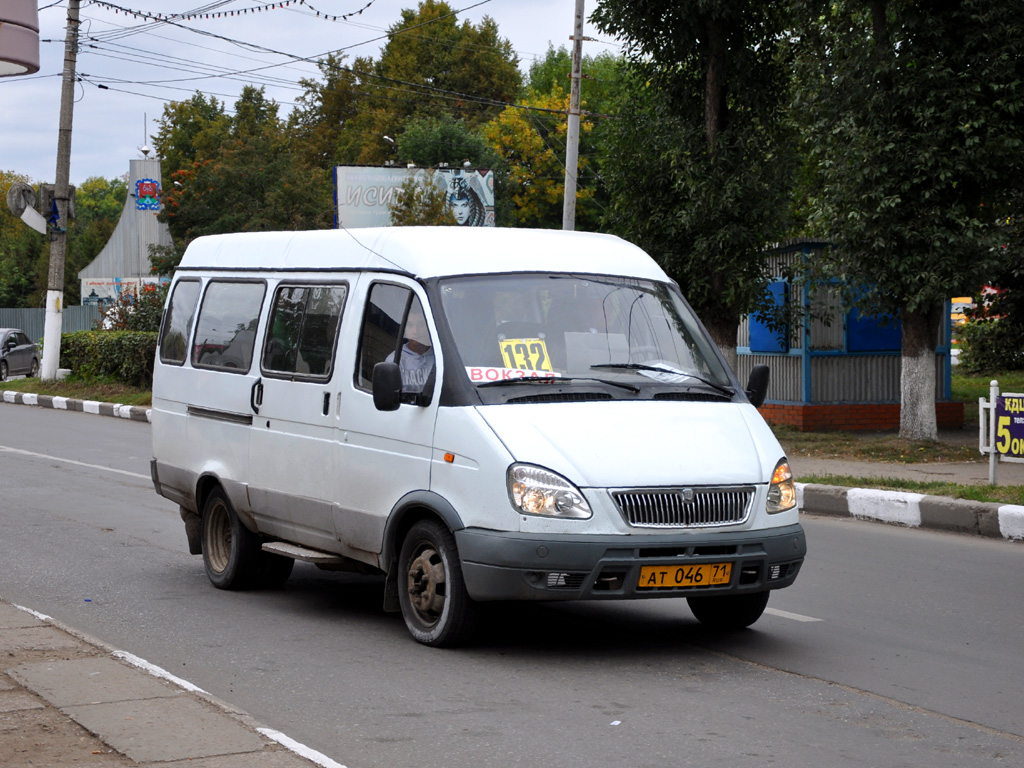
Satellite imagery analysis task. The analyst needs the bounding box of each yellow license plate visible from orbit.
[638,563,732,589]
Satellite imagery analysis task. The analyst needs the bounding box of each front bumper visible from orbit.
[456,524,806,602]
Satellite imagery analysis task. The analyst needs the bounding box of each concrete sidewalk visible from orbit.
[0,600,338,767]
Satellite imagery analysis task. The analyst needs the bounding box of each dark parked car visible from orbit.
[0,328,39,381]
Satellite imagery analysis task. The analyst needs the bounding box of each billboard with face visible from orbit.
[334,166,495,228]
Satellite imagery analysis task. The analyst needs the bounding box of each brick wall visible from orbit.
[758,401,964,432]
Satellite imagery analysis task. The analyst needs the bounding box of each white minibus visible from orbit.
[150,227,805,646]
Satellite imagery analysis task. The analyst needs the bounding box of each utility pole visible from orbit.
[41,0,81,380]
[561,0,585,231]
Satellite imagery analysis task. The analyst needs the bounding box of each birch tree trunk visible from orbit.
[899,304,942,441]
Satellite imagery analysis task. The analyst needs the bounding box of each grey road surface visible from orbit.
[1,404,1022,768]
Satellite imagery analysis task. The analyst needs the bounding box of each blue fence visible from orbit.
[0,306,104,344]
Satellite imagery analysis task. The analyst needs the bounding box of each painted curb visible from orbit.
[2,389,151,422]
[797,482,1024,543]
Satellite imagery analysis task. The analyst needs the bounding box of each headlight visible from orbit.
[508,464,592,519]
[766,460,797,514]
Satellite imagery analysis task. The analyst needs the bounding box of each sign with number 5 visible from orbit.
[996,395,1024,459]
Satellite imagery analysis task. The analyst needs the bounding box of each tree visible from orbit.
[65,175,128,306]
[793,0,1024,440]
[0,170,44,308]
[388,174,457,226]
[151,92,229,181]
[592,1,798,370]
[524,46,626,231]
[398,115,513,226]
[290,53,364,169]
[157,87,333,257]
[482,90,592,229]
[337,1,523,165]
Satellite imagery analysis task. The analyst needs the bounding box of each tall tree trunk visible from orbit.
[703,16,728,151]
[707,316,740,376]
[899,304,942,441]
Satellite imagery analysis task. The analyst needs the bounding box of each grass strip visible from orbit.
[800,473,1024,506]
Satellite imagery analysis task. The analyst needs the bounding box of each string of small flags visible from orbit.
[90,0,378,23]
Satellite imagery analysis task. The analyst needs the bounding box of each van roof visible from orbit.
[176,227,671,282]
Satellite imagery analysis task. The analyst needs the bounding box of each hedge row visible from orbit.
[58,331,158,388]
[956,318,1024,375]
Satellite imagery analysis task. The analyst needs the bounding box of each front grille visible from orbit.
[612,486,755,528]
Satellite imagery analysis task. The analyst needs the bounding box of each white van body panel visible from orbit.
[475,401,768,488]
[428,406,518,531]
[176,227,671,282]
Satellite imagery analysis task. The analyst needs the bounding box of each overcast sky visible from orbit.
[0,0,621,186]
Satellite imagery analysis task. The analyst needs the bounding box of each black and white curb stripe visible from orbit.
[798,483,1024,542]
[2,390,151,422]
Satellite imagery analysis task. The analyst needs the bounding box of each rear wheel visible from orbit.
[0,360,7,381]
[397,520,477,647]
[687,591,770,630]
[28,358,38,377]
[201,487,261,590]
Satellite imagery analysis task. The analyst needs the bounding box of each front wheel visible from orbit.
[0,360,7,381]
[201,487,261,590]
[687,591,770,630]
[397,520,477,647]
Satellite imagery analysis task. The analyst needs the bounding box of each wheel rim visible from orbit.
[406,542,447,628]
[205,500,232,574]
[30,360,38,376]
[0,361,7,381]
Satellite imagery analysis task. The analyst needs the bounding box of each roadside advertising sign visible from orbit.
[995,393,1024,460]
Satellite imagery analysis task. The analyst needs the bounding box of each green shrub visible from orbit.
[59,331,158,388]
[957,318,1024,374]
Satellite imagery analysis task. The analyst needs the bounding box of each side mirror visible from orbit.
[745,364,770,408]
[372,361,403,412]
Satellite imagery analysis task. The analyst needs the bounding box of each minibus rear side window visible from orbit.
[158,279,201,365]
[192,280,266,373]
[262,284,347,379]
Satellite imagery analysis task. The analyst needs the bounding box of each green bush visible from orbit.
[59,331,158,388]
[956,318,1024,374]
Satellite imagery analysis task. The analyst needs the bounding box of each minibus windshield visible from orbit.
[437,274,732,391]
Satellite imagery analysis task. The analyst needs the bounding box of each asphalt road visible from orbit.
[1,404,1022,768]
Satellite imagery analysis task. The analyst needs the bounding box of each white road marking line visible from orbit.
[765,607,823,623]
[0,444,148,480]
[112,651,208,694]
[258,728,349,768]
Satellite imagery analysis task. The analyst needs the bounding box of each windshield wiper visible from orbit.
[590,363,734,397]
[478,376,640,393]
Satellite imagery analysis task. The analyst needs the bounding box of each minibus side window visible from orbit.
[262,284,347,378]
[192,280,266,373]
[356,283,434,401]
[158,279,201,365]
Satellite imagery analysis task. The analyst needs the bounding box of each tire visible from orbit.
[201,487,261,590]
[687,590,770,630]
[28,358,38,378]
[397,520,477,647]
[0,360,7,382]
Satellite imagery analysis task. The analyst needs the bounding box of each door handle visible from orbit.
[323,391,331,416]
[251,378,263,415]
